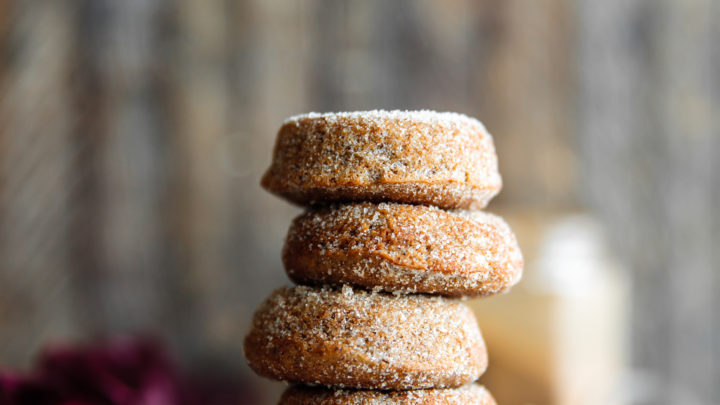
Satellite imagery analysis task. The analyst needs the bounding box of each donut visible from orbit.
[278,384,496,405]
[243,285,487,390]
[283,203,523,297]
[261,110,501,209]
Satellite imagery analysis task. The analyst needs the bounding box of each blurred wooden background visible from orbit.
[0,1,718,404]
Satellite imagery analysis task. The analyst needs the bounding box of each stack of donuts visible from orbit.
[244,111,523,404]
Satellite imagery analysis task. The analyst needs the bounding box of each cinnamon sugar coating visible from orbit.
[279,384,496,405]
[283,203,523,297]
[261,111,502,209]
[243,286,487,390]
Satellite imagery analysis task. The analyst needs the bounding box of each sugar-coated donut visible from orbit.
[283,203,522,297]
[278,384,496,405]
[261,111,501,209]
[243,285,487,390]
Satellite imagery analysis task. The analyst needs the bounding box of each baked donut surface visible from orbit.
[243,285,487,390]
[283,203,523,297]
[261,111,501,210]
[278,384,496,405]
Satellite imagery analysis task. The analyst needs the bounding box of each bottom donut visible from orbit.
[279,384,496,405]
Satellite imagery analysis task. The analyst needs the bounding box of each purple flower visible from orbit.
[0,337,257,405]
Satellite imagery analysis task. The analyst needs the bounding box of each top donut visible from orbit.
[261,110,502,209]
